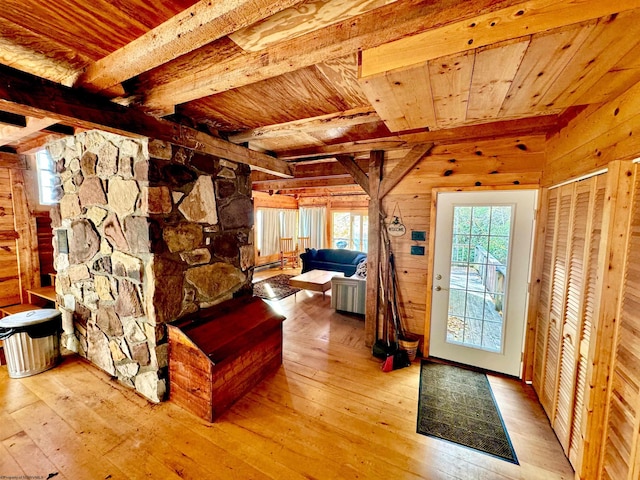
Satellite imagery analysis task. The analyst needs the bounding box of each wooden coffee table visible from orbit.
[289,270,344,299]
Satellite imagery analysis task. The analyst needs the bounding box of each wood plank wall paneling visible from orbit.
[601,164,640,480]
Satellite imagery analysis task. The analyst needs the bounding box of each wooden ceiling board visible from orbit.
[179,65,362,131]
[499,22,596,117]
[228,0,398,52]
[429,51,475,128]
[360,0,640,78]
[540,10,640,110]
[575,37,640,106]
[0,1,194,61]
[358,73,412,132]
[314,54,370,107]
[466,38,530,121]
[0,18,90,86]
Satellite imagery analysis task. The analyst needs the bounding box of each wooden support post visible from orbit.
[365,150,383,347]
[582,160,635,479]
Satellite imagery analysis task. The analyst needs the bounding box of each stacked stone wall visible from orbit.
[49,131,254,402]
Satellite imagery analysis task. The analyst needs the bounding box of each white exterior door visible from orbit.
[429,190,536,377]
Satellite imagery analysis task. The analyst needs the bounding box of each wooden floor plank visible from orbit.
[2,430,67,480]
[0,267,573,480]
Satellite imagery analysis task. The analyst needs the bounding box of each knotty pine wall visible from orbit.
[531,78,640,479]
[381,134,546,339]
[0,164,41,306]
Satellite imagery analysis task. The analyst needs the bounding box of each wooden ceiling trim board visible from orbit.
[229,0,399,52]
[379,142,434,198]
[335,155,371,196]
[0,116,58,147]
[360,0,640,78]
[499,21,596,117]
[0,64,293,178]
[138,0,521,111]
[390,64,437,130]
[76,0,303,95]
[278,114,559,159]
[0,152,26,169]
[428,50,475,128]
[228,106,379,143]
[539,10,640,110]
[466,38,530,121]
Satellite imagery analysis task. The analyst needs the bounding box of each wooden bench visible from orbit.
[27,286,57,307]
[167,295,285,421]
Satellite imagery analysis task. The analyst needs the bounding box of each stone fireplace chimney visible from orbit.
[48,130,254,402]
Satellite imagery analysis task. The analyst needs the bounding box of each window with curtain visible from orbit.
[299,206,326,249]
[256,207,298,256]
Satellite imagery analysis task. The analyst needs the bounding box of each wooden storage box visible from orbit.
[167,296,285,421]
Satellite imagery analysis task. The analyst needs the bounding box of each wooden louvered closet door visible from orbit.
[532,173,607,471]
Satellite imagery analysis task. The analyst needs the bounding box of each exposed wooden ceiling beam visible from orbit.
[138,0,521,112]
[251,158,369,183]
[277,114,560,159]
[228,106,380,143]
[361,0,640,78]
[335,155,371,196]
[379,143,434,198]
[252,176,356,191]
[0,116,58,147]
[0,64,293,178]
[76,0,303,96]
[0,111,26,127]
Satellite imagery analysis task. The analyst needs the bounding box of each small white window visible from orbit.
[36,150,58,205]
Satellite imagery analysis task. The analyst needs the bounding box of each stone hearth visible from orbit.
[49,130,254,402]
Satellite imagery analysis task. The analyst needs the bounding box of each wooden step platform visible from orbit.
[168,295,285,421]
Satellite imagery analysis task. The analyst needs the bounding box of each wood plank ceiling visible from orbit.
[0,0,639,193]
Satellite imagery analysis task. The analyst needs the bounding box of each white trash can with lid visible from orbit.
[0,308,61,378]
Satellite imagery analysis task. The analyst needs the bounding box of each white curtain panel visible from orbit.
[280,209,298,241]
[257,208,281,256]
[299,206,326,249]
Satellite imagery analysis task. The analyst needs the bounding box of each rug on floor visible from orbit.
[417,360,518,464]
[253,274,301,301]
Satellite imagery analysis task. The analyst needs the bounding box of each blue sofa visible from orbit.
[300,248,367,277]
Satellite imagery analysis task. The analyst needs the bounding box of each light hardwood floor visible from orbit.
[0,268,573,479]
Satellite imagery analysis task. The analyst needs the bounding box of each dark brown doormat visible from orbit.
[253,274,300,301]
[417,360,518,464]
